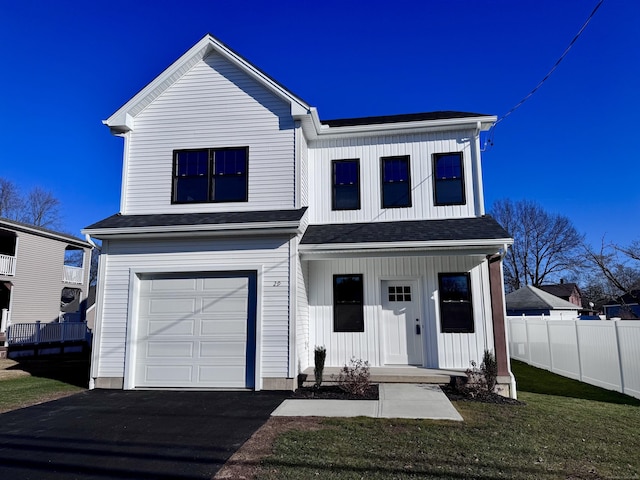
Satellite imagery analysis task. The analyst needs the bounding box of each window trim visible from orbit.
[381,155,412,208]
[433,152,466,206]
[331,159,361,211]
[333,274,364,333]
[438,272,474,333]
[172,147,249,204]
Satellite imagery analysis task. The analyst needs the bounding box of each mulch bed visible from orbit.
[441,384,525,405]
[291,384,379,400]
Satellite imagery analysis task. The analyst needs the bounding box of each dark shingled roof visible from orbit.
[0,216,90,247]
[300,216,509,245]
[84,208,307,230]
[537,283,580,299]
[321,111,493,128]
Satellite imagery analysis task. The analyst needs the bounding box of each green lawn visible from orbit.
[259,361,640,479]
[0,355,88,413]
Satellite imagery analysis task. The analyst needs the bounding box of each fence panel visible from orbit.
[507,316,640,400]
[8,322,89,345]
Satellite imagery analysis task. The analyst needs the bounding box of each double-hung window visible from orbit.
[438,273,474,333]
[433,152,465,206]
[173,147,248,203]
[333,274,364,332]
[332,159,360,210]
[381,155,411,208]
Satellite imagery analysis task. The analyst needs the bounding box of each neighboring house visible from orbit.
[505,285,579,319]
[538,282,582,307]
[83,34,515,396]
[0,217,93,355]
[603,290,640,319]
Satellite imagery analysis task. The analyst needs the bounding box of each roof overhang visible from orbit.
[0,219,92,249]
[299,239,511,260]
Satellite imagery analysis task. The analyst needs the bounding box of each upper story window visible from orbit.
[438,272,474,333]
[433,152,465,206]
[332,159,360,210]
[381,155,411,208]
[173,147,248,204]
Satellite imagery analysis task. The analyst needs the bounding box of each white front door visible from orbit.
[382,280,423,365]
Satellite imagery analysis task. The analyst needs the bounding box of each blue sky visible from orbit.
[0,0,637,248]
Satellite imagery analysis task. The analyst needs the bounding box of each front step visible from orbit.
[299,366,465,388]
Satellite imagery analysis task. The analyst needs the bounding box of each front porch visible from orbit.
[300,365,466,387]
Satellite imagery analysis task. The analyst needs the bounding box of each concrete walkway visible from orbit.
[271,384,463,421]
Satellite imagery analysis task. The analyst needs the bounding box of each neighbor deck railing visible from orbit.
[62,265,84,284]
[7,321,90,345]
[0,254,16,276]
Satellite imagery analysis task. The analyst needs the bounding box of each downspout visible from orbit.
[474,121,486,216]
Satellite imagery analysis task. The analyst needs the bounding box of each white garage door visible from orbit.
[134,273,255,389]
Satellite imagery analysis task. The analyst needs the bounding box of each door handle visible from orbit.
[416,324,421,335]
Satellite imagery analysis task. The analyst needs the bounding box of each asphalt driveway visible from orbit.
[0,389,288,479]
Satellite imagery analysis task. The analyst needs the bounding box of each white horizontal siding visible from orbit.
[307,130,479,224]
[123,52,295,215]
[94,236,292,380]
[307,255,493,370]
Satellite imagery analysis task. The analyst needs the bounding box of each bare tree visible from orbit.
[0,178,23,220]
[491,199,584,292]
[21,186,61,229]
[584,238,640,313]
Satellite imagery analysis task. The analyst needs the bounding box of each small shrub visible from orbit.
[455,349,498,398]
[334,357,371,396]
[314,346,326,389]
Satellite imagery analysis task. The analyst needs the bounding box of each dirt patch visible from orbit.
[214,417,323,480]
[291,384,379,400]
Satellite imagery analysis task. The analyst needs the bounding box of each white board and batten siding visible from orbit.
[94,235,292,388]
[123,52,296,216]
[307,130,479,224]
[306,255,494,371]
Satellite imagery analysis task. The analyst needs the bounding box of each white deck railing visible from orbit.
[63,265,84,284]
[7,321,90,345]
[0,254,16,276]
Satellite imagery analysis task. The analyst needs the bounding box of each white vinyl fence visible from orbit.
[508,316,640,400]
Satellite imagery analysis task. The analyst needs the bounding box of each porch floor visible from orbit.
[300,366,466,387]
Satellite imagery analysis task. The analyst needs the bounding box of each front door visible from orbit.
[382,280,423,365]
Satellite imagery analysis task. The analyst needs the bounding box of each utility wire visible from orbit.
[483,0,605,151]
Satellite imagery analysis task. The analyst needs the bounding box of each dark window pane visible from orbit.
[383,183,410,207]
[333,160,360,210]
[176,150,208,177]
[334,275,364,332]
[389,294,396,301]
[382,157,411,207]
[434,153,464,205]
[334,186,359,210]
[213,176,247,202]
[215,149,247,175]
[335,161,357,185]
[439,273,473,333]
[405,294,411,301]
[175,177,209,202]
[404,286,411,294]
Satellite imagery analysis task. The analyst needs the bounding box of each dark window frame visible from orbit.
[438,272,474,333]
[331,159,361,211]
[172,147,249,204]
[433,152,466,206]
[381,155,412,208]
[333,274,365,333]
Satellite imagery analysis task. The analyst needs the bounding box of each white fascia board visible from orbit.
[82,221,302,239]
[301,114,497,141]
[104,35,311,133]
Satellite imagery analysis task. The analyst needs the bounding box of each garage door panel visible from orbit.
[200,341,245,358]
[147,342,194,358]
[147,320,195,336]
[145,365,193,382]
[200,319,247,336]
[134,273,255,389]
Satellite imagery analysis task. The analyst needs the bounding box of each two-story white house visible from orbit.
[84,34,515,396]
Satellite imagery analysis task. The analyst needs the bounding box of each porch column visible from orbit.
[488,254,510,377]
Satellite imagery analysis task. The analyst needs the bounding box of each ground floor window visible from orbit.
[438,273,474,333]
[333,274,364,332]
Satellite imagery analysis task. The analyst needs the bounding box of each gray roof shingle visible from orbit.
[84,208,307,230]
[300,216,510,245]
[321,111,493,128]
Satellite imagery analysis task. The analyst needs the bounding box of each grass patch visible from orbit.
[0,354,89,413]
[259,363,640,479]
